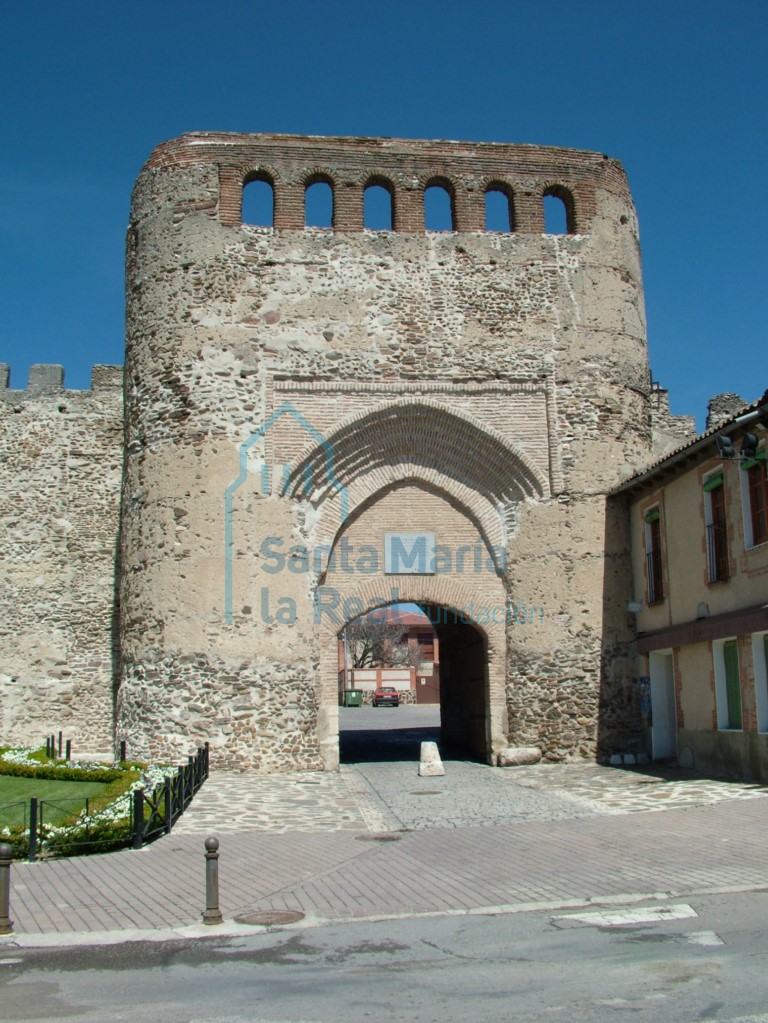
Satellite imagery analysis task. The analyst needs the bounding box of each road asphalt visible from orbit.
[3,706,768,948]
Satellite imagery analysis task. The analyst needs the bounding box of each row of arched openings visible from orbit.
[242,178,574,234]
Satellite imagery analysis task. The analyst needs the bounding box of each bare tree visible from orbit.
[387,637,423,672]
[346,618,421,671]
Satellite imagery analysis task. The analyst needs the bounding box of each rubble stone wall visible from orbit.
[649,384,697,457]
[119,132,654,770]
[0,133,663,769]
[0,365,123,753]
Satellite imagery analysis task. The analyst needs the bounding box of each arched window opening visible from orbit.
[305,180,333,228]
[364,183,393,230]
[543,186,575,234]
[424,184,455,232]
[484,187,514,232]
[242,177,274,227]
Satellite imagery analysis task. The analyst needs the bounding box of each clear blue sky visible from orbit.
[2,0,766,427]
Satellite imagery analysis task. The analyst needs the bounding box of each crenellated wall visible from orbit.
[1,131,681,770]
[0,364,123,752]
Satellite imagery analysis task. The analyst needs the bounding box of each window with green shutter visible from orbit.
[723,640,742,730]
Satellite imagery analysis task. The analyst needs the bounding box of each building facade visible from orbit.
[616,391,768,778]
[339,607,440,704]
[0,131,693,772]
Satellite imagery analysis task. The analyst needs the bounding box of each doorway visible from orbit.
[339,603,490,765]
[648,650,677,760]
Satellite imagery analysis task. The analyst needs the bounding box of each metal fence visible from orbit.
[706,522,729,583]
[131,743,209,848]
[0,742,209,861]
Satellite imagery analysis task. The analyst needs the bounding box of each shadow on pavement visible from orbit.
[340,726,486,764]
[340,725,442,763]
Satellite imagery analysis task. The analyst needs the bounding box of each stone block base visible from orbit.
[497,746,542,767]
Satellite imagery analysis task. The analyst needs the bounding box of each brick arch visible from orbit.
[316,575,508,768]
[300,168,337,189]
[361,171,396,192]
[220,163,281,228]
[285,397,547,509]
[422,174,459,231]
[482,178,517,232]
[317,573,505,637]
[542,182,577,234]
[362,172,396,231]
[241,166,279,228]
[421,173,458,195]
[312,471,508,561]
[301,168,337,229]
[243,163,281,186]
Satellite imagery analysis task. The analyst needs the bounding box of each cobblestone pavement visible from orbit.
[171,758,768,835]
[171,770,369,834]
[6,707,768,940]
[503,762,768,814]
[172,706,768,834]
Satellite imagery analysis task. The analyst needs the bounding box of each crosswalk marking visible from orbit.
[686,929,724,946]
[554,903,698,926]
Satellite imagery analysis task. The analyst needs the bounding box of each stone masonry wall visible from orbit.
[120,132,653,770]
[649,384,697,457]
[0,364,123,753]
[706,392,747,431]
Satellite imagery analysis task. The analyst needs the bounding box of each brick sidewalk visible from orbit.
[6,791,768,938]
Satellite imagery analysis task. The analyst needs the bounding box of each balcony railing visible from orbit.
[706,522,729,583]
[646,549,664,604]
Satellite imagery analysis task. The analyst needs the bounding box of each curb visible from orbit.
[4,882,768,949]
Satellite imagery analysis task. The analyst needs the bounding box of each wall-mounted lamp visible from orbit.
[715,433,734,458]
[742,433,759,459]
[715,432,760,461]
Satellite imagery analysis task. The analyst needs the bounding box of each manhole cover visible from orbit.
[355,832,403,842]
[235,910,305,926]
[410,790,443,796]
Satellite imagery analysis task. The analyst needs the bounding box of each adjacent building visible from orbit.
[615,390,768,779]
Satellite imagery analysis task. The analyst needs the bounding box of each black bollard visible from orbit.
[202,837,223,925]
[28,798,38,863]
[0,843,14,935]
[132,790,145,850]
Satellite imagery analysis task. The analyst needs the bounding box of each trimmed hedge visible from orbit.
[0,760,124,783]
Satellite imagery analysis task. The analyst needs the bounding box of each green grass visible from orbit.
[0,776,110,826]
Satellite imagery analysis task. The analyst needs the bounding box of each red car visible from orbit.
[372,686,400,707]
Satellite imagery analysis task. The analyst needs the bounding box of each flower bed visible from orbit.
[0,747,177,859]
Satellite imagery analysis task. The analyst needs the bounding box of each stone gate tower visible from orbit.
[119,132,651,771]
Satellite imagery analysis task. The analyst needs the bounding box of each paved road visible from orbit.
[3,890,768,1023]
[3,705,768,943]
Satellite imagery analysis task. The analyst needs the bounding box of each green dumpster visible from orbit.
[343,689,364,707]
